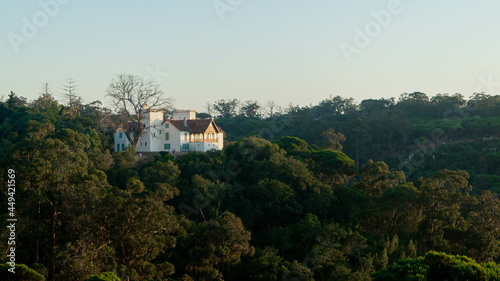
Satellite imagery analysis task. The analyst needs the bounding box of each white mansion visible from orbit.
[114,107,224,153]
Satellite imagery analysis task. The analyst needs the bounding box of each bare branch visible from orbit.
[106,73,174,147]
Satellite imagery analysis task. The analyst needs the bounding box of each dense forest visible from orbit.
[215,93,500,192]
[1,91,500,280]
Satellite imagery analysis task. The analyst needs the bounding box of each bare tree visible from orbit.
[107,73,173,147]
[205,102,213,117]
[264,100,283,118]
[61,77,81,107]
[40,83,52,96]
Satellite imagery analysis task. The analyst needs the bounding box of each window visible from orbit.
[121,143,125,150]
[143,124,146,128]
[182,143,189,151]
[164,143,171,150]
[145,142,147,146]
[165,123,169,128]
[166,132,169,140]
[119,132,122,138]
[153,133,156,137]
[184,133,188,140]
[116,144,119,151]
[159,130,162,134]
[140,142,143,146]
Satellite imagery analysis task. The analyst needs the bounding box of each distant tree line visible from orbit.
[213,92,500,190]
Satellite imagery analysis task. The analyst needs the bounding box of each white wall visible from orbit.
[135,129,222,153]
[189,142,219,152]
[180,131,191,152]
[217,132,224,150]
[136,132,150,152]
[143,111,163,126]
[114,130,130,152]
[113,111,225,153]
[149,119,164,151]
[172,110,196,120]
[163,121,180,152]
[136,110,165,152]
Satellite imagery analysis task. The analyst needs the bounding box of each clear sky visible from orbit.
[2,0,500,112]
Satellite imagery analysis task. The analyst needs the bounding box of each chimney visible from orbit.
[183,117,187,127]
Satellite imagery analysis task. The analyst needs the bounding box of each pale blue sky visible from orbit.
[2,0,500,112]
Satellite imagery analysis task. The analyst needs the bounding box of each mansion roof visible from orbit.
[165,119,224,134]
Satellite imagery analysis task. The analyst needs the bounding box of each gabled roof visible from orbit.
[164,119,224,134]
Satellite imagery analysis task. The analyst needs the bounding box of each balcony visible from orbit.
[189,133,219,143]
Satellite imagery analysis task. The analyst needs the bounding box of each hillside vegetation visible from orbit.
[1,92,500,280]
[215,93,500,192]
